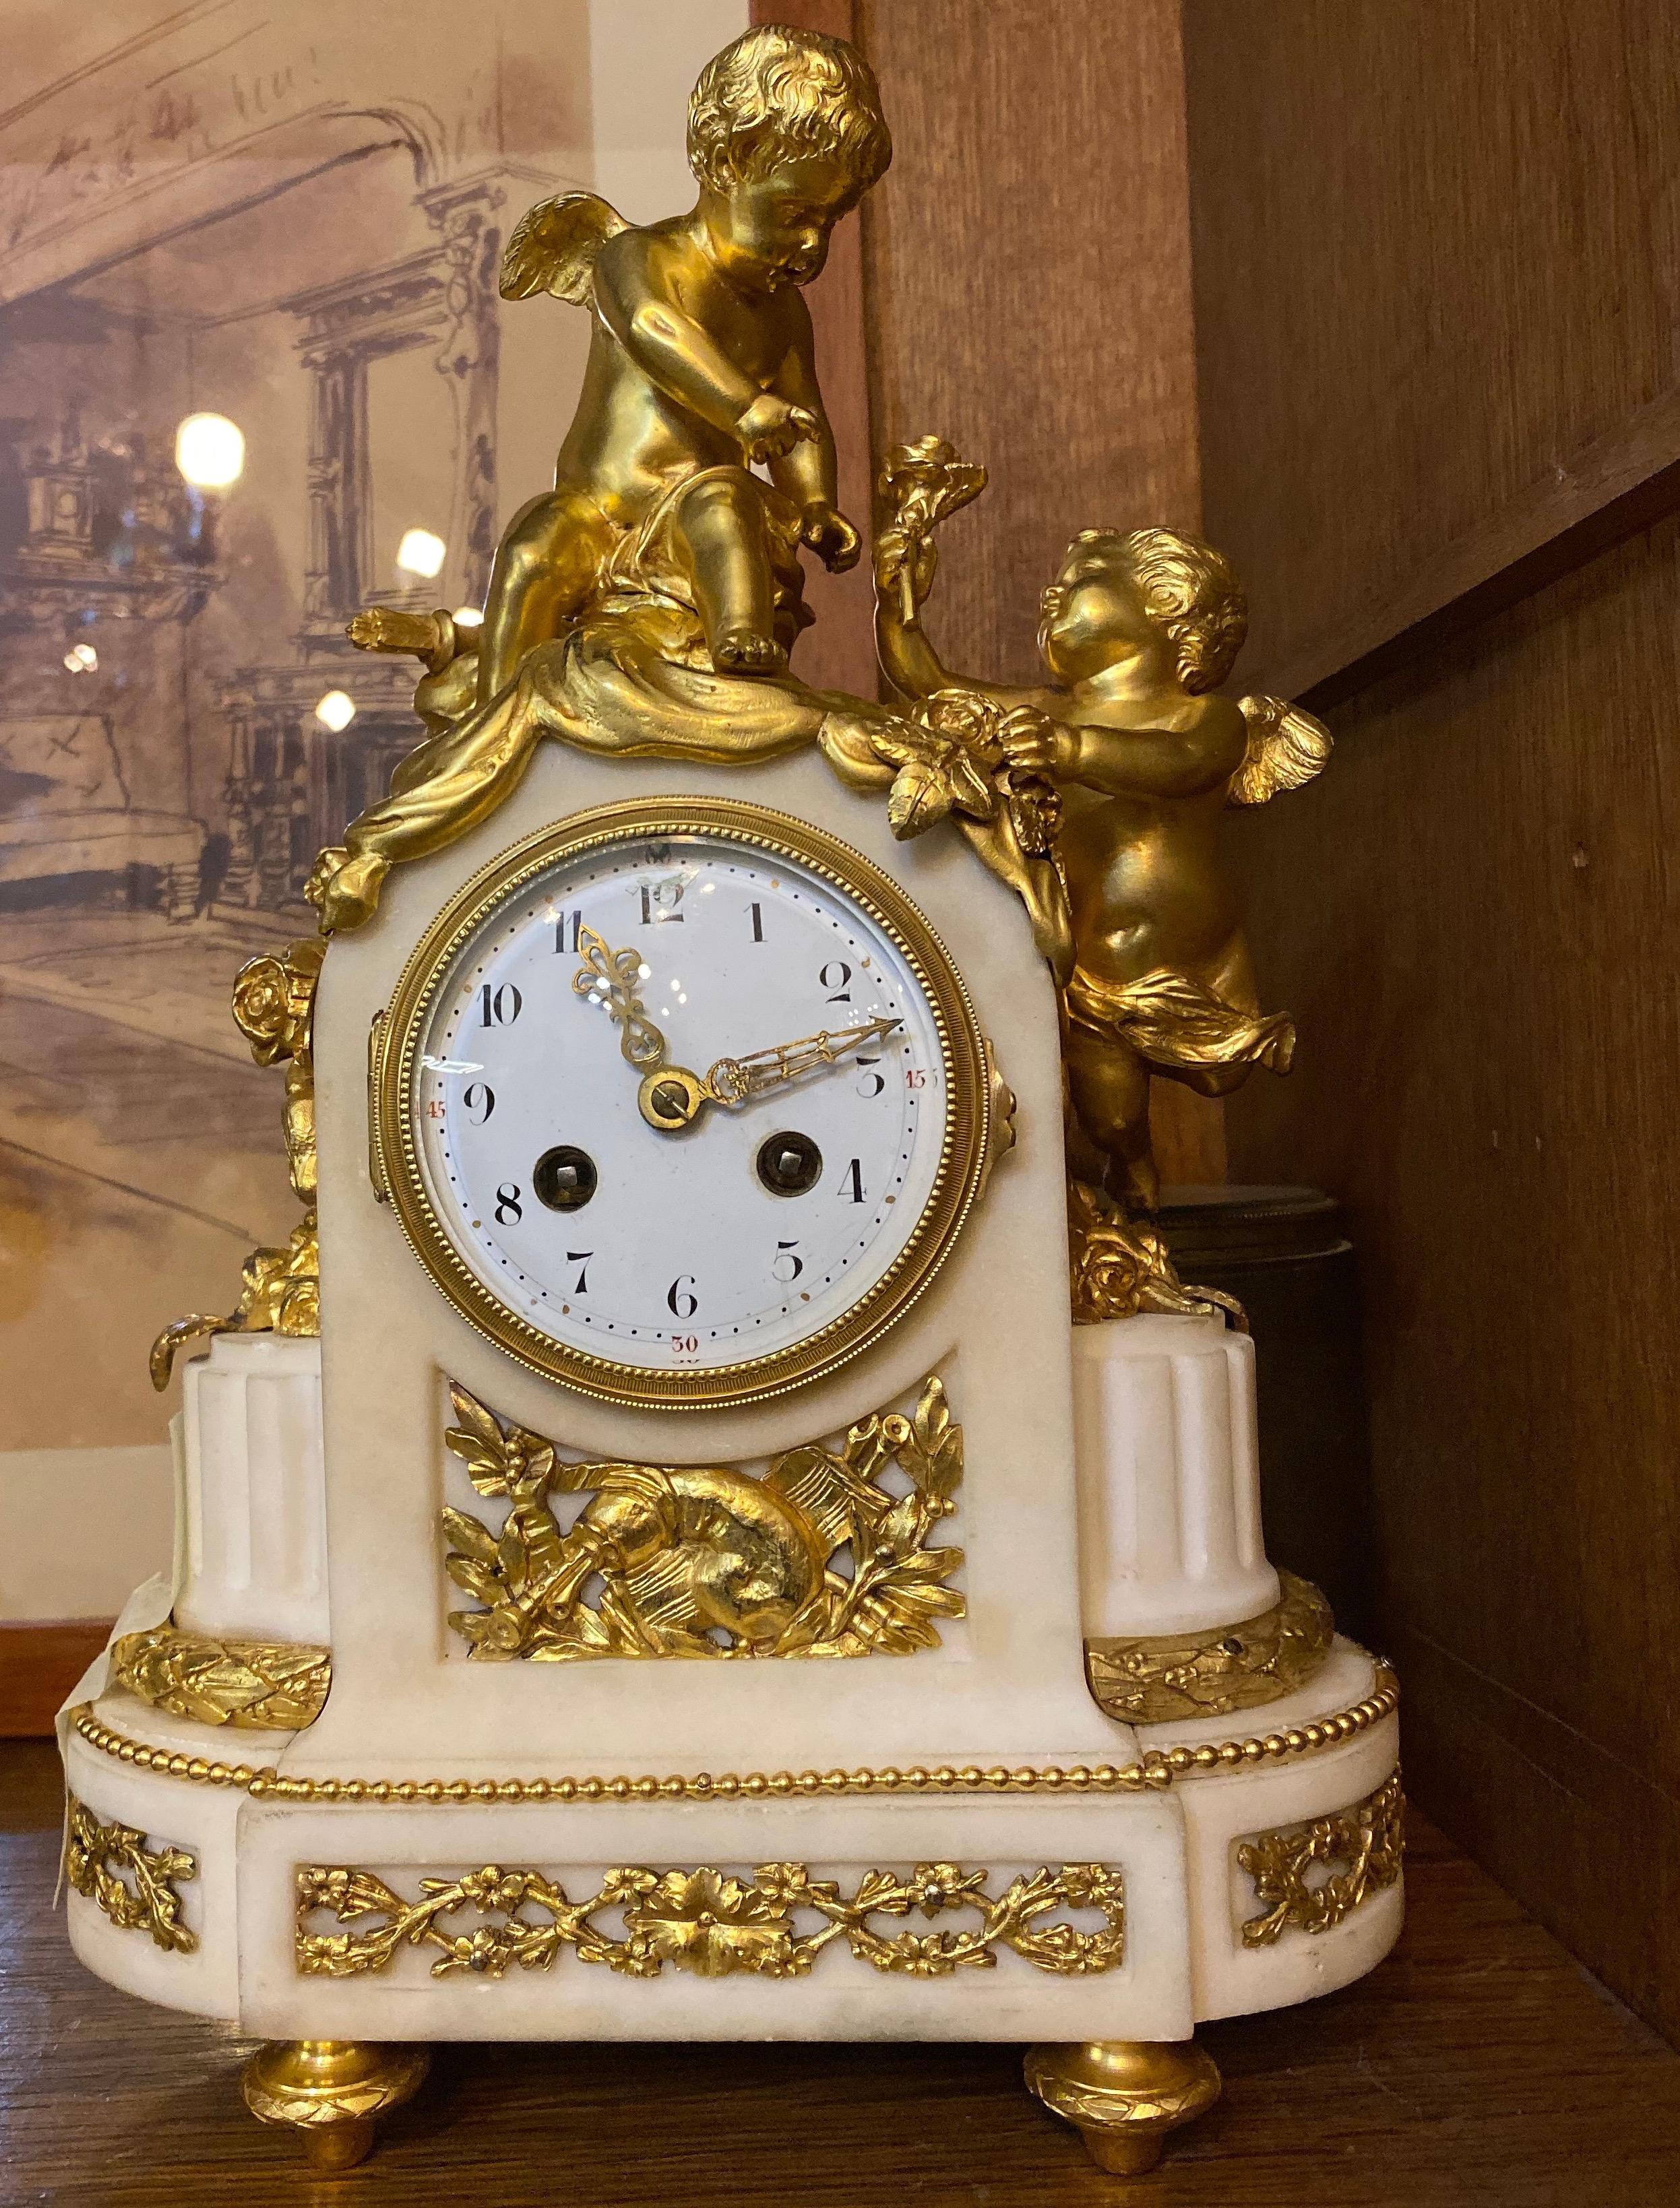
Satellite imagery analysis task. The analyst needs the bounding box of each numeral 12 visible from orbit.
[640,880,685,925]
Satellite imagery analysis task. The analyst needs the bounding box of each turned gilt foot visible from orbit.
[241,2039,429,2171]
[1024,2038,1221,2174]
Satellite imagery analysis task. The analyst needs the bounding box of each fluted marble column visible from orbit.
[1072,1313,1278,1640]
[175,1333,328,1645]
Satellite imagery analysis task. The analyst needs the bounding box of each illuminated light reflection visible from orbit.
[315,689,356,732]
[175,412,245,489]
[397,528,447,579]
[63,643,98,673]
[452,605,483,627]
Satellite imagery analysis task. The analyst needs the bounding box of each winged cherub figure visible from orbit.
[876,505,1332,1315]
[477,22,889,699]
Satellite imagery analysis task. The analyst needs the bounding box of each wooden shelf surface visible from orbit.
[3,1744,1677,2205]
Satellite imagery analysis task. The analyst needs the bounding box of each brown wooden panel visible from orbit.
[1268,385,1680,709]
[11,1791,1680,2202]
[1224,517,1680,2040]
[1184,0,1680,679]
[0,1740,63,1829]
[751,0,878,693]
[0,1619,113,1738]
[858,0,1200,685]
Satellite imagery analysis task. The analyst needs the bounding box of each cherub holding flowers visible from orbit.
[873,448,1331,1313]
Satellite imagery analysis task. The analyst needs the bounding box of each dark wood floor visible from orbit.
[3,1741,1677,2206]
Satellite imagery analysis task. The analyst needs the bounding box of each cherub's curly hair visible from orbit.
[687,24,892,196]
[1069,526,1248,693]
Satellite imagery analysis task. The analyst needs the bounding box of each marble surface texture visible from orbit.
[174,1334,328,1645]
[63,1653,1398,2038]
[1074,1315,1280,1638]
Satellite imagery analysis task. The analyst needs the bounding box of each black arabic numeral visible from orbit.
[666,1273,698,1319]
[462,1081,495,1124]
[842,1158,865,1203]
[568,1251,592,1294]
[854,1054,885,1098]
[820,959,852,1003]
[478,982,522,1026]
[749,900,764,943]
[553,911,583,953]
[494,1183,523,1225]
[640,878,685,925]
[772,1239,803,1283]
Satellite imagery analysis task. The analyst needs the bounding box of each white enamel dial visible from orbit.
[379,806,989,1406]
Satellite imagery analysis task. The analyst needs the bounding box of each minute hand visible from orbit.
[703,1016,903,1106]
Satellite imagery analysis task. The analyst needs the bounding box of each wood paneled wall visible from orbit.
[1185,0,1680,2040]
[768,0,1203,690]
[857,0,1201,686]
[1185,0,1680,685]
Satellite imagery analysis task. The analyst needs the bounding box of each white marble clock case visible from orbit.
[63,740,1401,2046]
[312,743,1097,1777]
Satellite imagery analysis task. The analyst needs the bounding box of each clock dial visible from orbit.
[375,800,990,1406]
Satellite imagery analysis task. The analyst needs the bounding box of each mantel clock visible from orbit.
[59,24,1400,2184]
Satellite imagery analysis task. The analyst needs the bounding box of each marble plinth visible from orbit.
[63,1312,1398,2052]
[64,1640,1399,2040]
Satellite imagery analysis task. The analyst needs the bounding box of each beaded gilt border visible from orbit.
[67,1665,1397,1804]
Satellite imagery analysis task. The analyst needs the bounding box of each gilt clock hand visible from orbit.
[573,926,712,1131]
[574,928,903,1133]
[703,1017,904,1106]
[572,926,666,1069]
[635,1015,904,1133]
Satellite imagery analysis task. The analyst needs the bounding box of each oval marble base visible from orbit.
[63,1639,1401,2042]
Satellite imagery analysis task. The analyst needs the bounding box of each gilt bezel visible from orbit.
[372,796,990,1408]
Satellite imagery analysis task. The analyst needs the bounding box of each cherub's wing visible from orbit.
[499,192,627,306]
[1228,694,1334,806]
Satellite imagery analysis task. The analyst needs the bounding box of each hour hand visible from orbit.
[573,927,665,1069]
[704,1016,903,1107]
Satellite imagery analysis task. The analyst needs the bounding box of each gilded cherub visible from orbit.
[476,22,890,697]
[316,24,906,934]
[875,488,1330,1315]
